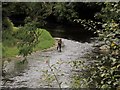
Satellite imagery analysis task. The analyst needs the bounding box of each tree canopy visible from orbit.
[2,2,103,27]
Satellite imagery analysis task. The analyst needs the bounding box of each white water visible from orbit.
[2,38,94,88]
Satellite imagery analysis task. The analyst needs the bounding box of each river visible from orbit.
[1,26,96,89]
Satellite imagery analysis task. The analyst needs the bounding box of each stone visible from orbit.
[99,45,110,54]
[99,45,110,50]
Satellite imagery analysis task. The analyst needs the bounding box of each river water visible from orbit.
[1,26,96,89]
[45,24,95,43]
[2,38,95,89]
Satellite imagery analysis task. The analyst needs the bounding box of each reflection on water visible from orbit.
[44,24,96,43]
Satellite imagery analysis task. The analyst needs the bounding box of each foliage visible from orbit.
[73,3,103,32]
[2,21,55,58]
[25,2,53,27]
[70,60,89,88]
[2,17,14,31]
[72,2,120,89]
[25,2,79,26]
[2,2,120,88]
[2,2,14,17]
[16,22,54,58]
[41,60,65,88]
[34,29,55,51]
[53,2,78,23]
[2,2,102,28]
[2,17,17,54]
[74,18,101,32]
[92,2,120,88]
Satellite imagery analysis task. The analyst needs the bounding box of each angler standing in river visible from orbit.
[57,38,62,52]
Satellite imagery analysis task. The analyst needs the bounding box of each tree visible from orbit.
[25,2,53,27]
[86,2,120,88]
[53,2,78,23]
[71,2,120,89]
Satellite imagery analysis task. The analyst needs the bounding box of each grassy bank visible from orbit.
[34,29,55,51]
[3,27,55,58]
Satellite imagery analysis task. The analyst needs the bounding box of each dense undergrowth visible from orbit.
[71,2,120,89]
[2,18,55,58]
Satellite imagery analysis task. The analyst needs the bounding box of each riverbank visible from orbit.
[3,28,55,59]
